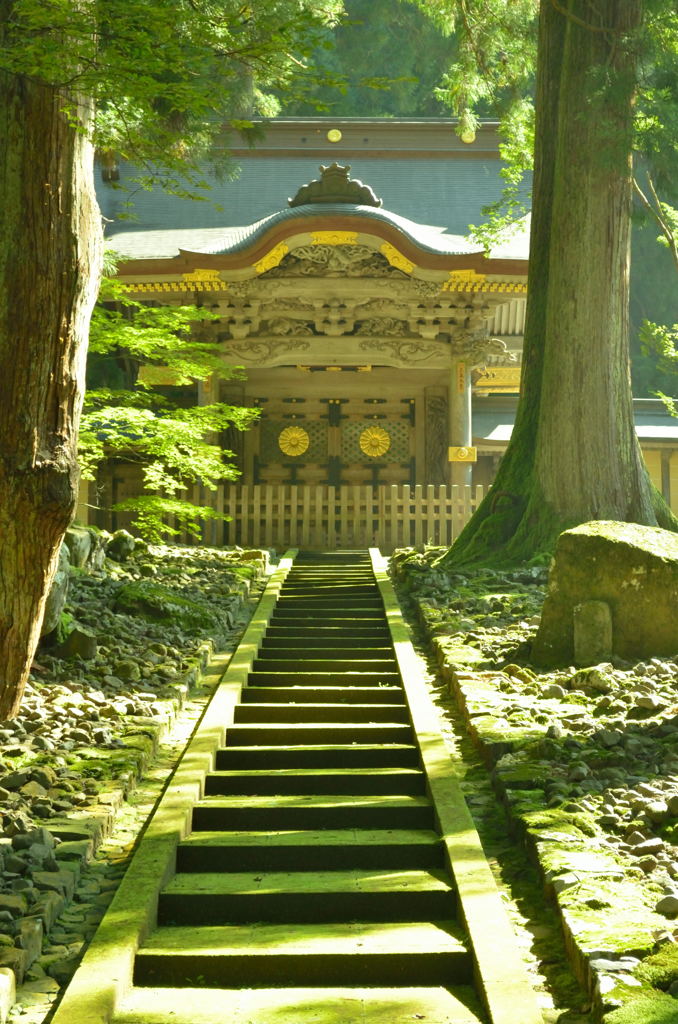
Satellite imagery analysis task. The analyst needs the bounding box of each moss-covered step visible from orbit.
[251,657,398,672]
[260,636,393,649]
[156,869,455,925]
[203,766,427,797]
[191,793,435,831]
[223,723,413,746]
[271,610,387,622]
[113,984,485,1024]
[134,920,470,988]
[239,685,405,704]
[214,743,420,770]
[264,624,391,638]
[176,828,444,872]
[246,670,401,687]
[277,596,383,607]
[281,589,381,597]
[232,702,409,724]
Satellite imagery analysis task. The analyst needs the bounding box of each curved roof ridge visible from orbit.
[177,202,483,259]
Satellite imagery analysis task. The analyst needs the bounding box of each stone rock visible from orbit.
[19,781,47,799]
[0,966,16,1024]
[570,667,613,694]
[40,544,70,637]
[533,521,678,666]
[0,895,27,918]
[543,683,566,699]
[0,947,27,986]
[30,768,58,791]
[633,838,664,855]
[114,580,226,634]
[16,916,43,969]
[646,800,669,823]
[56,625,98,661]
[599,729,623,748]
[573,600,613,667]
[13,828,55,851]
[113,659,140,683]
[32,892,65,932]
[552,872,579,894]
[656,894,678,917]
[1,771,30,791]
[45,953,80,985]
[63,526,92,569]
[87,530,109,570]
[31,870,75,901]
[106,529,136,563]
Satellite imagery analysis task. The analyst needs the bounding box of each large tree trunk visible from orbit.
[441,0,675,569]
[0,69,102,718]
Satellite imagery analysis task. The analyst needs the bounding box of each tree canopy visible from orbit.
[1,0,344,185]
[82,276,258,542]
[412,0,678,567]
[0,0,347,718]
[280,0,455,117]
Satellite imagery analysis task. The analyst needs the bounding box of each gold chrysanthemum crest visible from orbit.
[359,426,391,458]
[278,425,310,457]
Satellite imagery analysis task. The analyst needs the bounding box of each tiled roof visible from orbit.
[473,397,678,444]
[101,155,531,255]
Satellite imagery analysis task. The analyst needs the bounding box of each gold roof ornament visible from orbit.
[360,426,391,458]
[278,425,310,457]
[379,242,415,274]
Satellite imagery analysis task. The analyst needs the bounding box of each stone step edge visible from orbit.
[45,551,299,1024]
[113,983,484,1024]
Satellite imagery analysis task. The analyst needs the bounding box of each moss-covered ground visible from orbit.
[391,546,678,1022]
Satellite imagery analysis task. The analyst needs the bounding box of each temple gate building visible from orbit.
[94,119,677,548]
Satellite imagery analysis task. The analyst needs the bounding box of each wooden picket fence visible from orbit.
[190,483,485,553]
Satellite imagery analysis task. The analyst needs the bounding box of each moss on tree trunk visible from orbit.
[440,0,677,570]
[0,64,102,717]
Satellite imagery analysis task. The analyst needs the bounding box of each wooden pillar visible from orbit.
[448,360,473,487]
[424,386,448,485]
[661,450,672,506]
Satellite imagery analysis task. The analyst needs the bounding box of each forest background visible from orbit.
[276,0,677,400]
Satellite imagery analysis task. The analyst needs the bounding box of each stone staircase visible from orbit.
[114,551,487,1023]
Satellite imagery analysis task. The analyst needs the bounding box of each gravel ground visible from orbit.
[391,546,678,1023]
[5,539,676,1023]
[0,540,266,1022]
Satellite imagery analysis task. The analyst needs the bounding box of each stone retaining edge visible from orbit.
[431,637,614,1020]
[0,574,265,1023]
[371,549,544,1024]
[47,552,296,1024]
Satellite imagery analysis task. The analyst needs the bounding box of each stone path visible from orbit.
[50,550,541,1024]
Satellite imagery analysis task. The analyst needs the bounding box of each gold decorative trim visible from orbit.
[448,445,477,463]
[278,425,310,457]
[311,231,358,245]
[442,271,527,295]
[360,425,391,458]
[123,279,226,294]
[473,366,522,393]
[181,269,222,282]
[380,243,415,274]
[254,242,290,275]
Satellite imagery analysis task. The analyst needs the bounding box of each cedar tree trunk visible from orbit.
[0,72,102,718]
[440,0,675,569]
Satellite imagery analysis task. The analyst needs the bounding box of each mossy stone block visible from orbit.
[114,580,226,634]
[533,521,678,666]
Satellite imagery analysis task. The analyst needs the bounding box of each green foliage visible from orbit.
[0,0,345,184]
[80,273,258,542]
[280,0,455,116]
[410,0,537,241]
